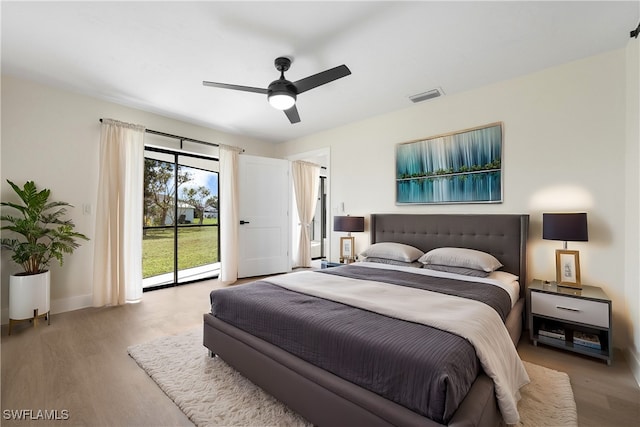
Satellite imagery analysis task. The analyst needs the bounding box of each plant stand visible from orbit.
[8,309,50,335]
[8,270,51,335]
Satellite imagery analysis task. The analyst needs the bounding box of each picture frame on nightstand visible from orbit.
[555,250,581,288]
[339,236,355,263]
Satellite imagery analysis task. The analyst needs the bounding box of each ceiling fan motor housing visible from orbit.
[267,79,297,110]
[267,57,297,110]
[268,79,297,96]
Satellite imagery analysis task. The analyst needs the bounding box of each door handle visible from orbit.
[240,220,250,225]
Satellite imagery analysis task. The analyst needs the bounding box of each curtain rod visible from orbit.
[99,118,244,152]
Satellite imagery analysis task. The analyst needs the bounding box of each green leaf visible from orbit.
[1,179,89,275]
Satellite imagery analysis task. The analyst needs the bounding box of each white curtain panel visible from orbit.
[92,119,145,306]
[219,145,241,285]
[292,160,321,268]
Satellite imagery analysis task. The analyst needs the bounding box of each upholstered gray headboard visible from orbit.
[370,214,529,297]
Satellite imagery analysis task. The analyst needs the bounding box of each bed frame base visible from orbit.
[204,313,503,427]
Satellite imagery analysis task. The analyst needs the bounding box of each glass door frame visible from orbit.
[311,176,327,260]
[143,146,220,291]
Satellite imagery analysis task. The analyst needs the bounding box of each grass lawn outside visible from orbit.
[143,221,219,279]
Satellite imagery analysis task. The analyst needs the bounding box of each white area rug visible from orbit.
[128,328,577,427]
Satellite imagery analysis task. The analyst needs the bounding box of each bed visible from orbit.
[203,213,529,426]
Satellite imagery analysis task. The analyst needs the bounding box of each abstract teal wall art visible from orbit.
[396,123,503,204]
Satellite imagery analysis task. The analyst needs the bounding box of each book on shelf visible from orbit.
[573,331,601,350]
[538,325,565,340]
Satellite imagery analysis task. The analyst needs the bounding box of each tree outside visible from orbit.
[181,186,218,225]
[144,158,192,226]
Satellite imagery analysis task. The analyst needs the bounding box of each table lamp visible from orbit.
[333,215,364,263]
[542,213,588,288]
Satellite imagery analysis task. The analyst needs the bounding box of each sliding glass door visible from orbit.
[143,147,219,290]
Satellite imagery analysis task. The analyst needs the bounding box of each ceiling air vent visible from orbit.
[409,88,444,103]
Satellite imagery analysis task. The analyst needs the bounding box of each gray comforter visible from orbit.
[209,265,512,424]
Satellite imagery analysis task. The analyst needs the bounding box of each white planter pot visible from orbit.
[9,270,50,322]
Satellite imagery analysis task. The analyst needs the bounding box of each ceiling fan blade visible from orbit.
[284,105,301,124]
[202,81,268,94]
[293,64,351,94]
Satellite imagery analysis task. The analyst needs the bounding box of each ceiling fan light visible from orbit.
[268,93,296,110]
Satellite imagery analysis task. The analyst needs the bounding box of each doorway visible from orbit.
[310,176,327,260]
[287,147,331,265]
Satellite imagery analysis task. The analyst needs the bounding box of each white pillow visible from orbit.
[360,242,424,263]
[419,247,503,272]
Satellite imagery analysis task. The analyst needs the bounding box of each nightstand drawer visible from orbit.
[531,292,609,328]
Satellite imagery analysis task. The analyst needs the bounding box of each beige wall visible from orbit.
[624,37,640,382]
[0,75,275,322]
[276,48,638,360]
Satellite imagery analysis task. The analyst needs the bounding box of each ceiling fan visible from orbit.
[203,57,351,124]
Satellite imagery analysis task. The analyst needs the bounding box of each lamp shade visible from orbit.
[333,216,365,233]
[542,213,588,242]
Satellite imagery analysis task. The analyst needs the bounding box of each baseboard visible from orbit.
[625,347,640,387]
[1,293,93,325]
[0,306,8,325]
[51,293,93,315]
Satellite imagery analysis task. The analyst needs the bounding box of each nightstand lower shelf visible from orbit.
[532,329,611,364]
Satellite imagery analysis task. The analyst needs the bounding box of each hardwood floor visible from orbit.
[2,278,639,426]
[518,338,640,427]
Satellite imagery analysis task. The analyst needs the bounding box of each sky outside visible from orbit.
[181,166,218,197]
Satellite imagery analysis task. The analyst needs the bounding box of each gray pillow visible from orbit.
[418,247,503,272]
[363,257,424,268]
[423,264,490,277]
[360,242,424,262]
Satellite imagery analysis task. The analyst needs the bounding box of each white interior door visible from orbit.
[238,155,290,278]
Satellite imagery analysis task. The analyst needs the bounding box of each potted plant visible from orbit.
[1,180,88,334]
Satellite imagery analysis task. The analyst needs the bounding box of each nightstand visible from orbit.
[321,261,343,269]
[528,279,612,365]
